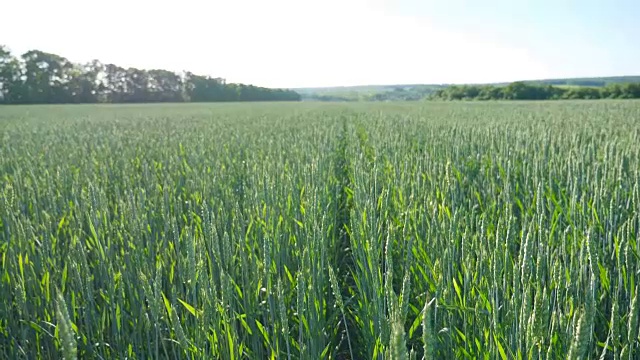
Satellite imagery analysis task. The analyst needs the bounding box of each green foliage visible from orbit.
[55,292,77,360]
[526,76,640,87]
[430,81,640,100]
[297,78,640,103]
[298,85,444,102]
[0,46,300,104]
[1,101,640,359]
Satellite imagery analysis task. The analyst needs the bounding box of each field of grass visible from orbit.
[1,101,639,359]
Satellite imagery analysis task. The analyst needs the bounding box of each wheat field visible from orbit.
[0,101,639,359]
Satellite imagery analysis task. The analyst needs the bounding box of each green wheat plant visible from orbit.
[0,100,639,359]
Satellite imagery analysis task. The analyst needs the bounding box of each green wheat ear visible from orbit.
[389,317,409,360]
[422,295,435,360]
[55,292,77,360]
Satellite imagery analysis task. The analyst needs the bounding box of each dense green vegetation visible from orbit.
[297,77,640,102]
[430,81,640,100]
[297,85,444,102]
[1,101,639,359]
[520,76,640,88]
[0,46,300,104]
[301,82,640,102]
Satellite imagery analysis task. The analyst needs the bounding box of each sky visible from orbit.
[1,0,639,88]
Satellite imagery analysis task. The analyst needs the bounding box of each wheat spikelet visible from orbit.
[55,292,77,360]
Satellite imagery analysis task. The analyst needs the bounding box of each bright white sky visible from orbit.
[1,0,638,88]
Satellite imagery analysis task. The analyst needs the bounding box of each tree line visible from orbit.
[429,81,640,101]
[301,85,443,102]
[527,76,640,87]
[0,46,300,104]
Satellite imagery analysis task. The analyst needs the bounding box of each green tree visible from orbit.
[21,50,74,103]
[0,47,300,104]
[104,64,128,103]
[0,46,24,103]
[148,69,185,102]
[124,68,150,103]
[184,72,227,102]
[63,60,106,103]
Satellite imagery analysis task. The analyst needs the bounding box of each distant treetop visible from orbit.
[0,45,301,104]
[429,81,640,101]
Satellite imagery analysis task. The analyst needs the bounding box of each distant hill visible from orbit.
[294,84,446,102]
[296,76,640,102]
[498,76,640,88]
[295,84,442,94]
